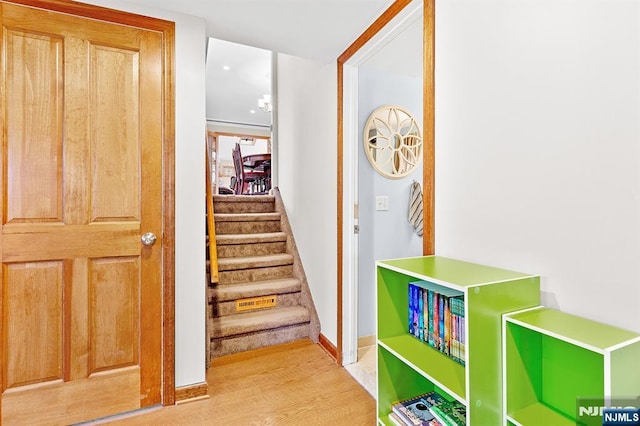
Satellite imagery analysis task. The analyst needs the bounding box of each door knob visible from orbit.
[141,232,157,246]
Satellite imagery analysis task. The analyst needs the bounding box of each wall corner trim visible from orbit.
[175,382,209,404]
[318,333,339,362]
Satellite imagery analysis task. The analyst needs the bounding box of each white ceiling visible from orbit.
[205,38,273,126]
[125,0,395,127]
[204,15,423,128]
[125,0,394,63]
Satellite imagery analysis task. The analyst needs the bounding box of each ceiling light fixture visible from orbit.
[258,94,272,113]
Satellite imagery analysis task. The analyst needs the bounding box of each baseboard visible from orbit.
[318,333,338,362]
[175,382,209,405]
[358,334,376,348]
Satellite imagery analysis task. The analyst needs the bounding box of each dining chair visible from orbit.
[232,143,268,195]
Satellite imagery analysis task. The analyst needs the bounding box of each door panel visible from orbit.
[90,257,140,372]
[90,44,141,221]
[0,2,164,424]
[5,29,63,223]
[4,261,64,389]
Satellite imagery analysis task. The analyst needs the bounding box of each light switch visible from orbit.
[376,196,389,211]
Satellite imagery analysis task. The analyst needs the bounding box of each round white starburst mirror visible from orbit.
[363,105,423,179]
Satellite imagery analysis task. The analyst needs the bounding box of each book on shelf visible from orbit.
[418,285,424,341]
[391,391,447,426]
[428,399,467,426]
[433,289,439,349]
[390,411,441,426]
[407,281,465,365]
[449,296,465,365]
[425,286,434,347]
[389,411,407,426]
[409,283,421,339]
[409,283,415,336]
[390,410,441,426]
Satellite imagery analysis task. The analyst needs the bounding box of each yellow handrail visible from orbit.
[206,132,219,283]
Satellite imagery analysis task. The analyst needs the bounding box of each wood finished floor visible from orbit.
[101,339,376,425]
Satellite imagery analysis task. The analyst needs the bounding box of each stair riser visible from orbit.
[216,241,287,258]
[213,201,275,214]
[209,278,302,301]
[218,265,294,285]
[218,256,292,272]
[210,324,310,358]
[210,293,302,317]
[215,221,281,235]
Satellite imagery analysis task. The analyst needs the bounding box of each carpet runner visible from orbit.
[207,191,320,358]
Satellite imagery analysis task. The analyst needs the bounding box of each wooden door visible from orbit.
[0,3,166,424]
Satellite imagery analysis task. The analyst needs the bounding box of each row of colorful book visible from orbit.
[408,280,465,365]
[389,391,467,426]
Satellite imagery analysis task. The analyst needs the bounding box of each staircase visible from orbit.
[208,190,320,358]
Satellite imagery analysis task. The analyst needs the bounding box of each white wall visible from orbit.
[358,66,423,338]
[84,0,207,387]
[277,54,339,345]
[435,0,640,332]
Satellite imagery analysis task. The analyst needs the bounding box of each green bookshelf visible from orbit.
[376,256,540,425]
[503,307,640,426]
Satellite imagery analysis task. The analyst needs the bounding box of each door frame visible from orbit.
[2,0,176,405]
[336,0,434,365]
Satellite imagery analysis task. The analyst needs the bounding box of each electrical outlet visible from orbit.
[375,196,389,211]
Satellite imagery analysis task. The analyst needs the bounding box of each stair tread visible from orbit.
[215,232,287,245]
[211,277,301,301]
[213,195,275,203]
[214,212,280,222]
[210,327,310,358]
[210,306,310,338]
[217,253,293,271]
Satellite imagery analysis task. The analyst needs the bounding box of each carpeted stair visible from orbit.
[208,191,320,358]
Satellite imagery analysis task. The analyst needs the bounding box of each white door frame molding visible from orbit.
[341,0,424,366]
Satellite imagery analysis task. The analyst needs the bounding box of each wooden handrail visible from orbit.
[206,133,219,283]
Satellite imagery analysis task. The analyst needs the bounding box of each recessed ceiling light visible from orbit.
[223,65,230,71]
[250,110,256,114]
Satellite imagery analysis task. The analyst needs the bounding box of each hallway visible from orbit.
[99,340,376,425]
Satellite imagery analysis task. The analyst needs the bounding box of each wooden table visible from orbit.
[243,153,271,172]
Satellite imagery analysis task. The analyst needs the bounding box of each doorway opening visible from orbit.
[205,37,275,197]
[340,0,427,398]
[209,132,272,195]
